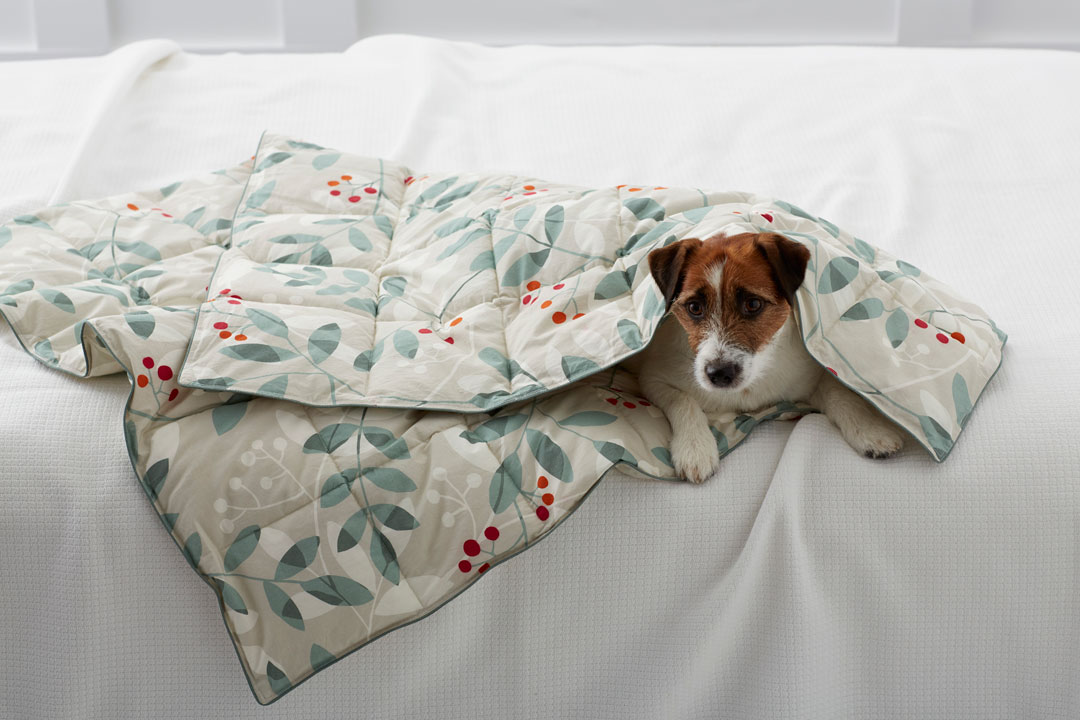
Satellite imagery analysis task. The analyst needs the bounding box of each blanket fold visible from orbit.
[0,133,1004,703]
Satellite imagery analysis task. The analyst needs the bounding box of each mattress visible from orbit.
[1,35,1077,719]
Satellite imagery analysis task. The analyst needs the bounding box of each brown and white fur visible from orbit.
[632,231,904,483]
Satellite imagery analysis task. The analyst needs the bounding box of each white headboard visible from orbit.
[2,0,1078,59]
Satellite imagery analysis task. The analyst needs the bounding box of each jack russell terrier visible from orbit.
[633,231,904,483]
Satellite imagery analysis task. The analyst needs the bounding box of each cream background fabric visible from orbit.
[1,36,1077,718]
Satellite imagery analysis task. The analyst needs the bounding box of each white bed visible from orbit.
[1,36,1078,719]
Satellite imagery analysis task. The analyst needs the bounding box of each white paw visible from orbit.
[844,416,905,459]
[671,427,721,483]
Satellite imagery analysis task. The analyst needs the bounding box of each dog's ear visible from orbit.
[648,239,696,309]
[755,232,811,303]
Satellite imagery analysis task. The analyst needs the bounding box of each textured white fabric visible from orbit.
[0,35,1077,719]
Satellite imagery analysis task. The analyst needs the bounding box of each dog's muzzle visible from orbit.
[705,359,741,388]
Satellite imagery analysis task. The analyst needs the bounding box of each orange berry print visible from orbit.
[234,334,247,341]
[541,493,554,506]
[541,300,552,309]
[537,476,549,488]
[450,317,463,327]
[572,313,585,320]
[136,375,149,387]
[219,330,232,339]
[327,180,339,186]
[951,332,966,344]
[526,281,541,292]
[523,185,535,191]
[340,175,352,181]
[127,203,139,211]
[552,312,567,324]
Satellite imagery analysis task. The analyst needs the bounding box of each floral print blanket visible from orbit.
[0,133,1005,703]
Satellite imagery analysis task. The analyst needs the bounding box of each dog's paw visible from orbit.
[671,428,721,484]
[845,418,904,459]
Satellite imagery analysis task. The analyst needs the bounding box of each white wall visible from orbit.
[1,0,1078,59]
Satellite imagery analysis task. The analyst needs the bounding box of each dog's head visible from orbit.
[647,231,811,394]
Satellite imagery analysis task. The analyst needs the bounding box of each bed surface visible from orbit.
[1,36,1078,719]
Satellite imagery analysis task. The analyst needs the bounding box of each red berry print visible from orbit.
[418,328,432,334]
[142,356,154,369]
[936,333,949,344]
[914,318,928,329]
[536,506,550,521]
[364,187,377,194]
[458,560,472,573]
[220,288,231,295]
[330,190,341,196]
[157,365,173,381]
[444,337,454,344]
[522,295,531,305]
[827,367,838,376]
[623,402,636,409]
[951,332,966,344]
[136,375,149,388]
[606,397,618,405]
[553,283,564,290]
[227,299,241,305]
[572,313,585,320]
[484,526,500,541]
[168,388,179,402]
[348,196,361,203]
[478,563,490,573]
[640,400,651,406]
[213,322,228,330]
[404,176,414,185]
[761,213,774,222]
[463,539,481,557]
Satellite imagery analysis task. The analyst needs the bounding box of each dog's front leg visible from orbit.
[810,373,904,459]
[640,377,720,483]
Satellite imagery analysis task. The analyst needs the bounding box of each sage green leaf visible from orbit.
[513,205,535,229]
[181,207,205,228]
[370,503,420,530]
[840,297,885,321]
[416,176,457,206]
[817,216,840,238]
[337,509,367,552]
[304,423,361,454]
[265,661,292,694]
[68,241,108,261]
[198,218,232,234]
[75,284,130,306]
[214,578,247,615]
[348,227,372,252]
[363,426,411,459]
[593,441,636,466]
[735,415,758,434]
[223,525,261,572]
[373,214,394,237]
[383,276,407,297]
[124,420,138,458]
[182,532,202,566]
[502,249,550,287]
[264,581,304,630]
[878,269,902,283]
[526,429,573,483]
[434,216,475,237]
[124,311,155,339]
[352,341,383,371]
[14,214,51,229]
[211,396,249,435]
[851,238,876,263]
[562,411,617,427]
[246,308,289,337]
[918,414,952,460]
[617,319,644,350]
[817,256,860,294]
[310,644,335,671]
[143,458,169,500]
[897,260,921,277]
[370,529,400,584]
[302,576,373,607]
[460,414,528,444]
[257,375,289,397]
[479,347,513,380]
[363,467,417,493]
[308,323,340,364]
[437,226,488,260]
[489,452,523,513]
[434,181,478,211]
[470,249,495,271]
[393,328,419,359]
[309,244,333,266]
[33,339,56,364]
[161,513,178,532]
[886,308,909,348]
[312,153,341,170]
[624,197,665,221]
[594,269,632,300]
[220,344,298,363]
[267,233,322,245]
[39,289,75,314]
[2,278,34,296]
[561,355,600,381]
[159,181,181,198]
[255,151,293,172]
[643,286,665,318]
[320,468,357,508]
[952,374,973,428]
[544,205,564,244]
[245,180,276,210]
[651,446,675,468]
[345,297,377,315]
[275,536,320,580]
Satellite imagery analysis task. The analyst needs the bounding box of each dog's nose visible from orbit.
[705,360,741,388]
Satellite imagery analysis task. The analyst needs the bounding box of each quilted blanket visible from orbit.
[0,133,1005,703]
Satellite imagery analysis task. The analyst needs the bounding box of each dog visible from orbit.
[632,231,904,483]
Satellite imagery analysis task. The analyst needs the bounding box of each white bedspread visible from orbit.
[1,36,1077,719]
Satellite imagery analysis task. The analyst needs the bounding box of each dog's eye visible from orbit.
[686,300,704,317]
[742,297,764,315]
